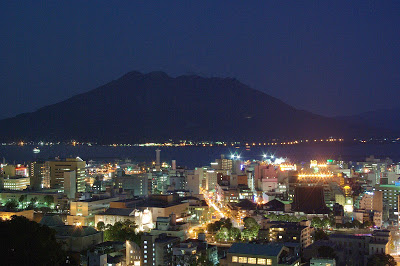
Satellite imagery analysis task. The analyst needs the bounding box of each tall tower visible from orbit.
[155,149,161,171]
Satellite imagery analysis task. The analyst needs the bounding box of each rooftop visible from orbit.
[228,243,284,257]
[101,208,135,216]
[39,215,65,227]
[53,225,100,237]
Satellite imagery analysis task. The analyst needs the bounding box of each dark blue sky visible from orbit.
[1,1,399,119]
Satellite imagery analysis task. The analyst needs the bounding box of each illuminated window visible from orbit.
[239,257,247,263]
[257,258,266,265]
[266,259,272,265]
[248,258,257,264]
[232,256,238,262]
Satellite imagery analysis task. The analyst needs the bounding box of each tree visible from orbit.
[363,220,373,228]
[5,199,18,211]
[321,218,331,228]
[243,217,259,229]
[97,221,105,231]
[43,195,54,206]
[317,246,336,259]
[220,217,232,230]
[216,227,229,242]
[104,220,141,246]
[27,197,38,210]
[18,195,27,207]
[196,253,214,266]
[30,197,38,205]
[207,218,232,233]
[314,229,329,241]
[352,219,362,228]
[298,216,307,221]
[242,217,260,240]
[265,213,277,221]
[311,217,322,228]
[367,254,396,266]
[229,227,241,241]
[0,215,67,265]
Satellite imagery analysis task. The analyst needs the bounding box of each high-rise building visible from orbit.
[375,184,400,222]
[47,157,86,193]
[141,233,180,266]
[155,149,161,171]
[29,161,45,190]
[64,170,76,199]
[116,173,149,196]
[186,171,200,194]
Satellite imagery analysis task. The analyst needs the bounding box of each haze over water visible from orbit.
[1,143,399,168]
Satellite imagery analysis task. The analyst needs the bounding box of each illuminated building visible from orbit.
[2,165,17,177]
[109,195,189,223]
[15,166,28,177]
[95,208,154,231]
[194,167,209,189]
[0,176,30,190]
[40,215,103,253]
[259,178,278,193]
[29,161,45,189]
[63,170,76,199]
[258,220,313,250]
[280,164,297,171]
[288,171,344,208]
[126,240,142,266]
[151,213,189,240]
[141,233,180,266]
[205,170,218,191]
[172,235,218,265]
[67,197,120,226]
[88,241,130,266]
[359,192,374,211]
[169,172,186,191]
[155,149,161,171]
[212,155,233,170]
[149,171,169,194]
[375,184,400,222]
[47,157,86,193]
[291,186,330,214]
[220,243,301,266]
[186,170,200,194]
[329,230,390,265]
[116,172,149,196]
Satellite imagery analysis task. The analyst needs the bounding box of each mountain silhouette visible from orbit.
[0,71,386,143]
[336,108,400,132]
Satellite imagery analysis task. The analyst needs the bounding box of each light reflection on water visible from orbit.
[0,143,399,168]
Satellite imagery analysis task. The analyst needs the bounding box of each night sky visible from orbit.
[1,1,399,119]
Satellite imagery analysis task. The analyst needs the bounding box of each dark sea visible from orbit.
[1,143,399,168]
